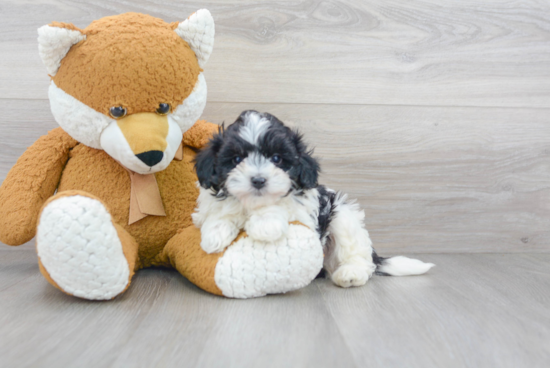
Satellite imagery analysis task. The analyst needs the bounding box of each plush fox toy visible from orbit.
[0,11,322,299]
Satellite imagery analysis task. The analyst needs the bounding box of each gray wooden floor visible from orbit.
[1,1,550,367]
[0,246,549,368]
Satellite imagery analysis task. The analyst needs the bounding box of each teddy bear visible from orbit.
[0,10,323,300]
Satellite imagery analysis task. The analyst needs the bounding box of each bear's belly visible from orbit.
[58,144,199,265]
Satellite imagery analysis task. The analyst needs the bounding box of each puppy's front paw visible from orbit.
[200,221,239,254]
[245,216,289,242]
[331,264,372,288]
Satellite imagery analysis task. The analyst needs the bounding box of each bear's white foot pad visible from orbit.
[37,195,129,300]
[214,224,323,299]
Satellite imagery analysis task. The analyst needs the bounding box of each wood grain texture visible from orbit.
[203,103,550,253]
[317,253,550,368]
[0,251,549,368]
[0,0,550,107]
[2,100,548,253]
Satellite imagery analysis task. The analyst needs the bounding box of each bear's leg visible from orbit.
[161,223,323,298]
[36,190,139,300]
[161,225,226,296]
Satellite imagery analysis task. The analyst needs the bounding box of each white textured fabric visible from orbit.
[214,224,323,298]
[37,25,85,76]
[169,73,207,133]
[36,195,130,300]
[49,81,113,149]
[175,9,215,67]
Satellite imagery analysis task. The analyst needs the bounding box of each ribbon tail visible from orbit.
[128,178,148,225]
[174,142,183,161]
[134,173,167,217]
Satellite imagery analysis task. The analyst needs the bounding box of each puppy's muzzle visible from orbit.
[251,176,266,189]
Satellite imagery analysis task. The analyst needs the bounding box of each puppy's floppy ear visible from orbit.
[194,131,224,189]
[290,130,320,189]
[294,151,320,189]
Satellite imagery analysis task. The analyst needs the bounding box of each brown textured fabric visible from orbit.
[49,21,83,32]
[161,225,225,296]
[51,13,201,116]
[55,120,219,269]
[114,223,140,279]
[182,120,221,148]
[0,128,77,245]
[38,189,109,217]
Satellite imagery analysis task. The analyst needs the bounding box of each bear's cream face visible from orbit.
[38,11,214,174]
[48,73,207,174]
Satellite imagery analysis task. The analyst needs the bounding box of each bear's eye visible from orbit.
[109,106,127,119]
[156,103,171,115]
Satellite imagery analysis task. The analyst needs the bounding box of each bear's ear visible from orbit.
[174,9,215,67]
[37,23,85,76]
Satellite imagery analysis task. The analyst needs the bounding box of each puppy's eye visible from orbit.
[156,103,171,115]
[233,156,243,165]
[271,155,282,164]
[109,106,127,119]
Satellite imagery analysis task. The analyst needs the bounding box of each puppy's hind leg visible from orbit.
[323,194,376,288]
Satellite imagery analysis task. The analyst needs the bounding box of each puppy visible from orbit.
[192,111,434,287]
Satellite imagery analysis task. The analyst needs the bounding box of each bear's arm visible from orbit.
[0,127,78,245]
[181,120,220,149]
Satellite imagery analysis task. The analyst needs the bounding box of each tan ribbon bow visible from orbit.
[125,142,184,225]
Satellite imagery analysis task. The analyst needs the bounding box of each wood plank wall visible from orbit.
[1,0,549,253]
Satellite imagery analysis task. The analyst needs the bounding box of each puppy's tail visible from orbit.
[372,250,435,276]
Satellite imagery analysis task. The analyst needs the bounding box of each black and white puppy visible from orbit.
[193,111,434,287]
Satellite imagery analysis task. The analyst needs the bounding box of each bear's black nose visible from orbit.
[251,176,266,189]
[136,150,163,167]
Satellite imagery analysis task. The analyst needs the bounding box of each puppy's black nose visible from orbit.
[136,150,163,167]
[251,176,266,189]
